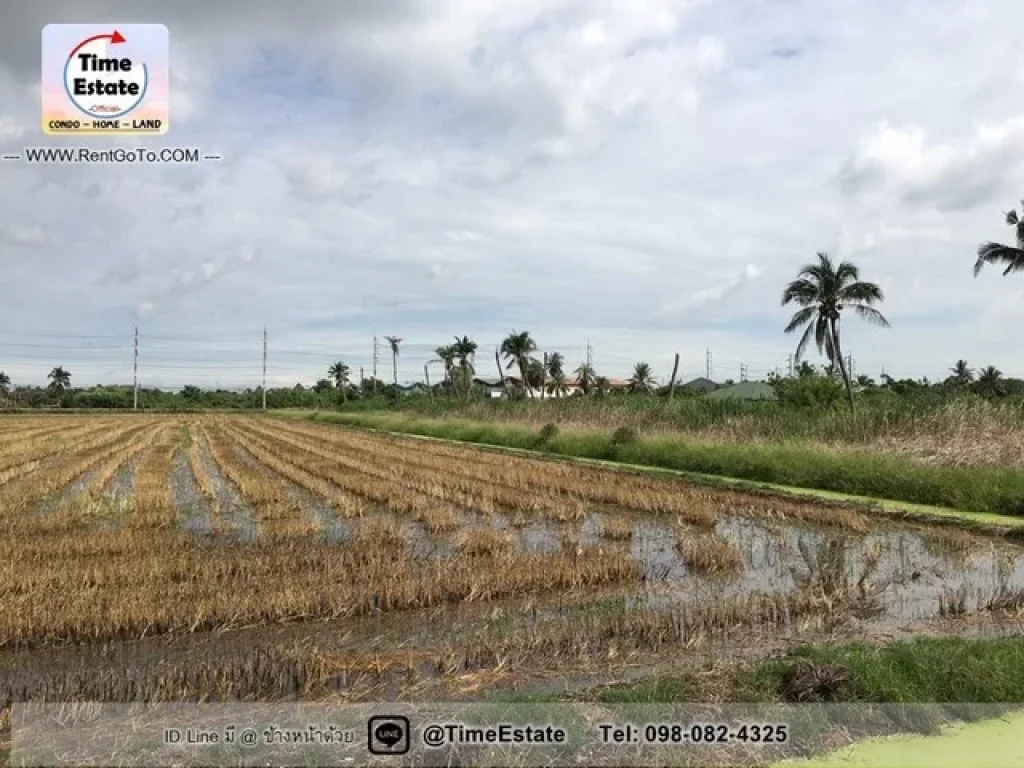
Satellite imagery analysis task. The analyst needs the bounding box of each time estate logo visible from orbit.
[41,24,169,135]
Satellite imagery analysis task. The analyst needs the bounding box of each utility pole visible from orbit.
[541,352,548,400]
[133,325,138,411]
[262,325,267,411]
[586,339,593,369]
[788,354,795,377]
[705,347,712,380]
[372,336,379,393]
[847,354,855,380]
[740,363,748,382]
[359,366,364,387]
[668,352,680,400]
[424,363,431,396]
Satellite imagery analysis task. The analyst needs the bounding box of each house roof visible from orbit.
[682,377,719,392]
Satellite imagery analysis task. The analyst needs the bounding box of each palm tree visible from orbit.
[782,252,890,411]
[327,361,350,402]
[547,370,570,398]
[594,375,610,395]
[384,336,402,388]
[974,365,1005,398]
[949,360,974,387]
[500,331,537,399]
[974,200,1024,277]
[452,335,478,399]
[48,366,71,393]
[574,362,596,395]
[629,362,656,394]
[432,344,457,388]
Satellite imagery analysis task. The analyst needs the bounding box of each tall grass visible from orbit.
[339,392,1024,449]
[307,411,1024,517]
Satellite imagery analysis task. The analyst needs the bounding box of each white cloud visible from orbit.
[661,264,761,317]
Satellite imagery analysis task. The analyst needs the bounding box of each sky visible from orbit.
[1,0,1023,389]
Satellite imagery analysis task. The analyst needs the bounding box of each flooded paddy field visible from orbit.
[1,414,1023,708]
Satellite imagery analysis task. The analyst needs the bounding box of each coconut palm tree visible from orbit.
[574,361,596,395]
[974,365,1005,398]
[629,362,656,394]
[547,370,570,398]
[782,252,889,411]
[384,336,402,388]
[974,200,1024,277]
[452,335,478,399]
[500,331,537,399]
[432,344,457,388]
[327,360,350,402]
[949,360,974,387]
[48,366,71,393]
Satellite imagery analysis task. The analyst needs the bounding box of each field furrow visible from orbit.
[0,413,1021,714]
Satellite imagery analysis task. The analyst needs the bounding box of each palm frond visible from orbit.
[794,319,815,362]
[784,306,817,334]
[834,260,860,286]
[851,304,891,327]
[814,314,832,358]
[781,279,819,306]
[839,281,885,303]
[974,242,1024,276]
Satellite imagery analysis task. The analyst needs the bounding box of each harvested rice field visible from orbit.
[1,413,1023,707]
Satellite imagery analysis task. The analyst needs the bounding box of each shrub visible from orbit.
[537,422,560,445]
[610,426,639,447]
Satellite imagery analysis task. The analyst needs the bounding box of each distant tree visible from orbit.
[782,252,889,411]
[313,378,333,394]
[547,370,570,398]
[974,200,1024,277]
[629,362,656,394]
[384,337,402,387]
[452,335,478,399]
[48,366,71,394]
[328,361,351,402]
[181,385,202,400]
[948,360,974,387]
[500,331,538,399]
[546,352,565,378]
[574,361,596,395]
[855,374,876,389]
[974,365,1006,398]
[526,358,545,391]
[0,371,9,396]
[432,344,457,388]
[594,376,610,396]
[796,361,817,378]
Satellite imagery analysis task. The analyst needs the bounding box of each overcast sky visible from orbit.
[1,0,1023,389]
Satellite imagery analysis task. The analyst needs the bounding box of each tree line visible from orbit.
[3,199,1022,410]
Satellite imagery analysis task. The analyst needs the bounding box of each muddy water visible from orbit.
[228,441,345,539]
[169,448,212,536]
[195,438,258,543]
[34,469,97,514]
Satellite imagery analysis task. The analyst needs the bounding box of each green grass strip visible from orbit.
[273,411,1024,530]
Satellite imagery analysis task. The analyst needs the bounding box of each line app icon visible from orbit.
[41,23,169,135]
